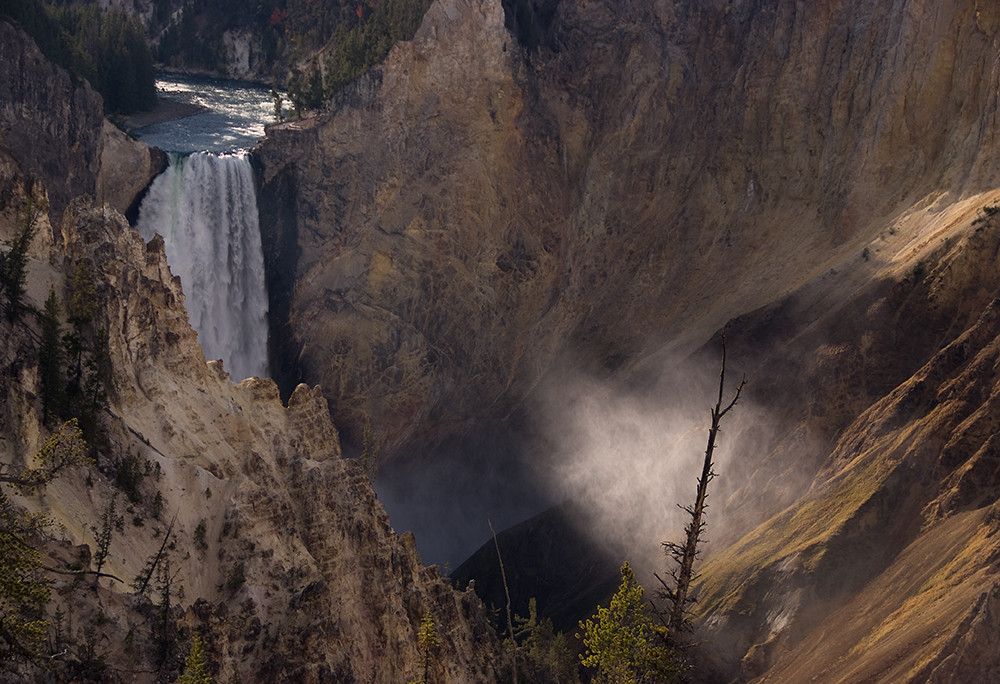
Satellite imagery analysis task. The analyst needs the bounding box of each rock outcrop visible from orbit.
[0,19,164,223]
[255,0,1000,453]
[0,159,501,682]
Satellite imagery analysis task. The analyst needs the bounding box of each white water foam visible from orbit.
[136,151,269,382]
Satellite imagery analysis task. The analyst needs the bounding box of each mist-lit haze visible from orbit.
[531,359,764,578]
[379,351,774,579]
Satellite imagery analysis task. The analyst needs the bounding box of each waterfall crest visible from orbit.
[136,152,269,382]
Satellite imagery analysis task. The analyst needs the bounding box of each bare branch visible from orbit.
[41,565,124,584]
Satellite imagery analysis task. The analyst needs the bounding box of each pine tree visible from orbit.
[38,289,65,424]
[416,611,439,684]
[0,489,50,666]
[177,632,215,683]
[579,562,679,683]
[91,494,119,579]
[0,421,89,667]
[1,200,41,322]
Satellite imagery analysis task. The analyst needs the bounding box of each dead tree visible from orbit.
[656,340,745,636]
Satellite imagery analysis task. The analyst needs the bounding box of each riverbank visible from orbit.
[124,96,207,131]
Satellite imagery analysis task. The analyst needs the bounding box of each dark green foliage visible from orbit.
[0,199,41,322]
[0,489,50,668]
[414,611,439,684]
[48,258,112,447]
[154,554,176,666]
[38,289,65,424]
[67,259,96,329]
[320,0,433,98]
[271,88,284,122]
[94,8,156,113]
[113,452,153,504]
[193,519,207,551]
[155,0,279,74]
[0,0,155,114]
[511,598,580,684]
[66,624,109,679]
[0,424,89,670]
[224,562,245,593]
[287,58,325,112]
[91,494,121,578]
[178,632,215,684]
[973,201,1000,226]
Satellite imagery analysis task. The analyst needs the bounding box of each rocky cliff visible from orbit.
[0,21,501,682]
[0,151,501,682]
[255,0,1000,451]
[254,0,1000,680]
[0,20,165,222]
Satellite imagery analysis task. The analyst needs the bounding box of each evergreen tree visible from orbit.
[414,611,439,684]
[579,562,679,684]
[513,598,580,683]
[91,493,119,579]
[0,489,49,668]
[2,0,155,114]
[0,420,89,669]
[177,632,215,683]
[38,289,65,424]
[0,200,41,322]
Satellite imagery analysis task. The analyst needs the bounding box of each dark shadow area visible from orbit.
[501,0,561,50]
[251,153,303,401]
[452,499,622,634]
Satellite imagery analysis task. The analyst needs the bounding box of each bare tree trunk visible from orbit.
[657,340,745,636]
[489,519,517,684]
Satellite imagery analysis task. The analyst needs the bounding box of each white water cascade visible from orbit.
[136,152,269,382]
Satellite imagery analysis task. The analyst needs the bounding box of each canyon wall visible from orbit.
[0,20,164,222]
[254,0,1000,680]
[0,19,501,682]
[0,150,501,683]
[255,0,1000,452]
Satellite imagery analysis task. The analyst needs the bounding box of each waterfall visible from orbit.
[136,152,269,382]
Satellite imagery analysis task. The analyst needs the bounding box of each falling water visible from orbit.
[136,152,269,381]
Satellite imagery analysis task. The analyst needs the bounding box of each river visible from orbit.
[133,74,273,382]
[131,73,275,153]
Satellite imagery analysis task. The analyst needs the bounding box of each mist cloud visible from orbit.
[530,357,773,578]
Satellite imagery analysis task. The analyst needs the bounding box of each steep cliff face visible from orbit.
[0,27,502,677]
[0,20,164,222]
[0,159,501,681]
[693,206,1000,681]
[254,0,1000,680]
[255,0,1000,452]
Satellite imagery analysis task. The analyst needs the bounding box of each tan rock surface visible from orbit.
[254,0,1000,679]
[255,0,1000,454]
[0,158,500,681]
